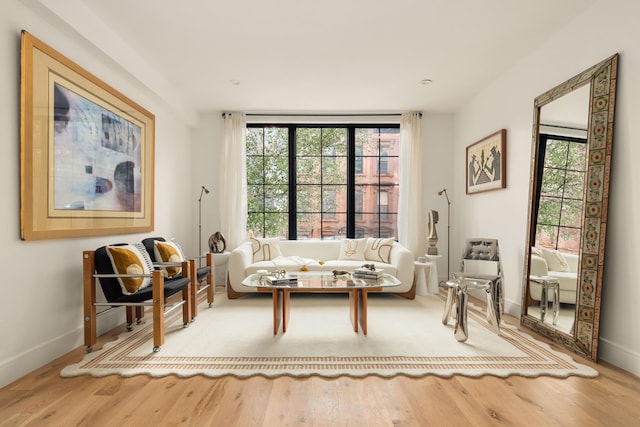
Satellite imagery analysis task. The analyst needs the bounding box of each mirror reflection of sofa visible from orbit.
[529,247,578,304]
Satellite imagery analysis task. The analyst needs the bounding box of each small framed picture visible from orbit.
[466,129,507,194]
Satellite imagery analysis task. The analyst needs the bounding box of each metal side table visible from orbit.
[530,275,560,325]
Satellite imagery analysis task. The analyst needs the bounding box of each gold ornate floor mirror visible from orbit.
[521,54,618,361]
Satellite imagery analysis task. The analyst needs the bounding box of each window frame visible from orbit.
[533,133,587,253]
[246,123,400,240]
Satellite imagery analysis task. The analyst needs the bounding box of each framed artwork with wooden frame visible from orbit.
[466,129,507,194]
[20,31,154,240]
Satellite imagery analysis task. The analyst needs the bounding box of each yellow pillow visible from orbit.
[154,241,184,278]
[106,245,151,294]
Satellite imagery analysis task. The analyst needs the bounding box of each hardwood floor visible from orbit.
[1,312,639,426]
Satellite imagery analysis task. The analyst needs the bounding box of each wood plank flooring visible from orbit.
[1,307,639,426]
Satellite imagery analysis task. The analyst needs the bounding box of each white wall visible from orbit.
[0,1,194,387]
[191,112,225,251]
[189,112,455,259]
[453,0,640,374]
[422,113,455,276]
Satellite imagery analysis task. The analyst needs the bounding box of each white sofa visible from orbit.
[228,239,415,299]
[529,250,578,304]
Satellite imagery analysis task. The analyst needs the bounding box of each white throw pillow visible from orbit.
[364,238,394,263]
[338,238,367,261]
[540,248,570,272]
[250,237,283,262]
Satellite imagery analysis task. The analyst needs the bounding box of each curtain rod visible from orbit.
[222,112,421,118]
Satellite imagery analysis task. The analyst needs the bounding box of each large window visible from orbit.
[534,134,586,254]
[247,124,400,240]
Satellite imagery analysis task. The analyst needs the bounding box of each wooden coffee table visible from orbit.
[242,272,400,335]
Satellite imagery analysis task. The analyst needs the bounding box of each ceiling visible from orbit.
[41,0,594,119]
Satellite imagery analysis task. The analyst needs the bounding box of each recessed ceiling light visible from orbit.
[420,79,433,85]
[230,80,240,86]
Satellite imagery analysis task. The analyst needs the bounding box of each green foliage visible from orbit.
[536,138,586,250]
[247,125,399,239]
[247,127,290,238]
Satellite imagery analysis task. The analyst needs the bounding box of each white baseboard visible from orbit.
[503,298,521,318]
[0,308,124,388]
[598,337,640,377]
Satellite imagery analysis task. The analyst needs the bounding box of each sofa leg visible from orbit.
[396,281,416,300]
[226,277,248,299]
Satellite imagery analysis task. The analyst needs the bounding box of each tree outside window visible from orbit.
[247,124,399,239]
[535,134,586,254]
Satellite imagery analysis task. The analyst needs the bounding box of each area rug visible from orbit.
[61,292,597,379]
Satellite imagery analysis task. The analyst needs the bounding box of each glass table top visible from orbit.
[242,271,401,290]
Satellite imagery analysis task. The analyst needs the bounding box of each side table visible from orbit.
[424,254,442,293]
[212,252,230,292]
[414,261,431,296]
[530,275,560,325]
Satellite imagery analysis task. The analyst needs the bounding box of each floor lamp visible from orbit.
[438,188,451,281]
[198,185,210,267]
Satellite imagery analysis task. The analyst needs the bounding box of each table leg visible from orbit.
[282,289,291,333]
[552,284,560,325]
[349,289,359,333]
[358,289,369,335]
[540,284,548,323]
[271,289,282,335]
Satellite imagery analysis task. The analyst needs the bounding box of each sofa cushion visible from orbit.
[541,248,570,272]
[547,271,578,292]
[338,238,366,261]
[364,238,394,263]
[277,240,340,260]
[106,244,152,294]
[251,237,283,262]
[153,240,184,278]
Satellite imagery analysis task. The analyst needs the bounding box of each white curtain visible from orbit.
[397,112,424,255]
[219,113,247,250]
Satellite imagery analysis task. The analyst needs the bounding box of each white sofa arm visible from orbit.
[530,254,549,276]
[228,242,253,289]
[389,242,415,288]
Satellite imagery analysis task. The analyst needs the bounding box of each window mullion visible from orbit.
[347,127,355,238]
[288,126,296,239]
